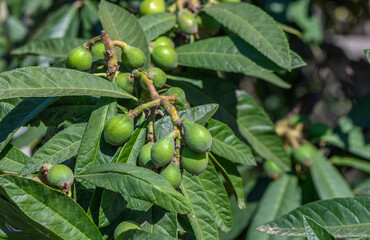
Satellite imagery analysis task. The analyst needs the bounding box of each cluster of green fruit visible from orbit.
[66,41,145,72]
[104,112,212,189]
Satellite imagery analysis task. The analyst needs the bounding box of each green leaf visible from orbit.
[290,50,306,69]
[22,123,87,175]
[0,98,22,120]
[180,171,219,240]
[11,38,88,57]
[176,36,291,88]
[139,13,176,42]
[207,118,255,166]
[236,91,291,171]
[98,190,126,228]
[0,197,61,240]
[111,121,147,165]
[74,97,117,175]
[305,142,353,199]
[247,174,301,240]
[0,67,136,100]
[210,155,245,209]
[0,175,103,240]
[176,36,281,72]
[0,97,57,152]
[204,2,291,70]
[117,229,176,240]
[154,104,218,140]
[197,161,232,232]
[167,79,240,133]
[11,124,47,148]
[0,144,30,173]
[303,215,335,240]
[246,71,291,89]
[364,49,370,63]
[140,206,178,238]
[331,156,370,174]
[354,178,370,196]
[124,195,153,211]
[257,197,370,238]
[30,96,97,126]
[98,1,150,67]
[76,162,191,214]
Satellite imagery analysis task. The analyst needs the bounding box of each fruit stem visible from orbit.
[147,107,156,143]
[100,31,119,80]
[161,98,181,126]
[84,36,101,51]
[93,73,107,77]
[112,40,128,49]
[133,70,160,99]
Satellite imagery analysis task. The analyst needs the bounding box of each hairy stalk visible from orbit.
[147,107,156,143]
[100,31,119,80]
[84,36,101,50]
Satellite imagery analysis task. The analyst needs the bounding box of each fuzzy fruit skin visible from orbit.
[293,144,315,165]
[140,0,165,16]
[121,45,145,69]
[164,87,186,107]
[47,165,74,188]
[138,142,155,169]
[141,67,166,89]
[151,46,178,69]
[104,114,134,146]
[182,119,212,153]
[117,73,134,93]
[114,221,141,240]
[151,132,175,167]
[66,46,92,71]
[91,42,106,59]
[199,13,220,35]
[178,11,198,34]
[152,36,175,49]
[181,146,208,175]
[160,161,182,188]
[263,160,282,179]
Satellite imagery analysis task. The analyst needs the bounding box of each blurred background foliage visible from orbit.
[0,0,369,239]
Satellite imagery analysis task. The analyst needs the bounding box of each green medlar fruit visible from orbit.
[66,46,92,71]
[164,87,186,107]
[141,67,167,89]
[263,160,282,179]
[121,45,145,69]
[151,46,178,69]
[114,221,141,240]
[117,73,134,93]
[181,146,208,175]
[104,114,134,146]
[139,0,165,16]
[47,164,74,188]
[160,161,182,188]
[138,142,155,169]
[152,36,175,49]
[151,131,175,167]
[91,42,106,60]
[293,143,315,166]
[182,119,212,153]
[178,11,198,34]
